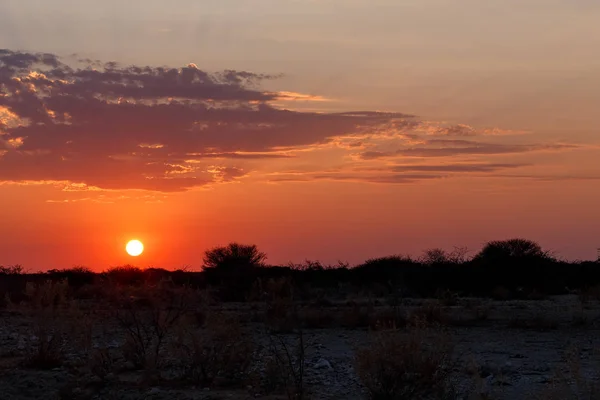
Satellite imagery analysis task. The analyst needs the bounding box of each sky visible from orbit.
[1,0,600,270]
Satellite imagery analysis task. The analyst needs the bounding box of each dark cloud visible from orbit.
[0,49,578,192]
[0,49,414,191]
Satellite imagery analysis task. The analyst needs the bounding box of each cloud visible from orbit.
[274,91,332,102]
[358,139,576,159]
[267,162,528,184]
[397,142,575,157]
[0,49,580,193]
[389,163,529,173]
[416,122,529,137]
[268,171,445,184]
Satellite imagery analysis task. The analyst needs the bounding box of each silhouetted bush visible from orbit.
[474,238,550,261]
[203,243,267,301]
[7,238,600,300]
[46,266,95,288]
[104,265,146,286]
[0,264,24,275]
[203,242,266,271]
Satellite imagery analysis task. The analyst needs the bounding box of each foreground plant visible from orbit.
[112,281,195,372]
[356,324,456,400]
[20,280,71,369]
[265,326,310,400]
[174,312,256,387]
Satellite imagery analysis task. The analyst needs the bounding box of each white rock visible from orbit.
[314,358,333,370]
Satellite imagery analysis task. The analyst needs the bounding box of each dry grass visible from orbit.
[408,301,446,326]
[111,282,195,372]
[264,328,310,400]
[529,345,600,400]
[173,312,256,388]
[20,280,70,369]
[355,324,456,400]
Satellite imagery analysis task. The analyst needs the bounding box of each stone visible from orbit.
[314,358,333,370]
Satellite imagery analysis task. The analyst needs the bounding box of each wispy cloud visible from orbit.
[267,162,528,184]
[359,140,577,159]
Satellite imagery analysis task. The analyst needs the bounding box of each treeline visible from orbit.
[1,238,599,302]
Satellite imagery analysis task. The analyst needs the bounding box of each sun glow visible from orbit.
[126,239,144,257]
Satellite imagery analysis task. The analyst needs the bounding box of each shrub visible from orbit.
[22,280,70,369]
[174,313,256,387]
[0,264,24,275]
[203,242,266,270]
[104,265,146,286]
[89,347,114,381]
[265,328,310,400]
[112,283,194,371]
[474,238,550,261]
[203,243,266,301]
[47,266,95,288]
[356,326,455,400]
[421,249,450,265]
[409,300,446,326]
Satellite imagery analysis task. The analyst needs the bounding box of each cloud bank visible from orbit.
[0,49,578,193]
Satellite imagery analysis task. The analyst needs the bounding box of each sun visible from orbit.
[126,240,144,257]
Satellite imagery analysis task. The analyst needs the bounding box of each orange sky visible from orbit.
[1,1,600,270]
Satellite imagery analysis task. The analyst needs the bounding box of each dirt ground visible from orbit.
[1,294,600,399]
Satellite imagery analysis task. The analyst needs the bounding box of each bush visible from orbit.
[47,266,95,288]
[104,265,146,286]
[356,326,455,400]
[22,280,70,369]
[202,243,266,301]
[265,328,310,399]
[0,264,24,275]
[203,242,266,270]
[174,313,256,387]
[112,282,194,371]
[474,238,550,262]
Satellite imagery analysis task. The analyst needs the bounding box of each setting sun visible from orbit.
[126,240,144,257]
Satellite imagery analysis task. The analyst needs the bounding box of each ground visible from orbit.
[1,290,600,400]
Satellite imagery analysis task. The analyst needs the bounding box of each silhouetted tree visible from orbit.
[202,243,266,301]
[472,238,555,293]
[421,248,449,265]
[203,243,266,271]
[474,238,550,262]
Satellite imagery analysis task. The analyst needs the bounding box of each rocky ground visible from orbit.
[1,294,600,399]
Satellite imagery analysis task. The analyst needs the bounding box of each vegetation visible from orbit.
[1,238,600,399]
[203,242,267,270]
[355,325,455,399]
[1,238,599,303]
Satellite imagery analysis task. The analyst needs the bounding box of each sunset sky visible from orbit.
[1,0,600,270]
